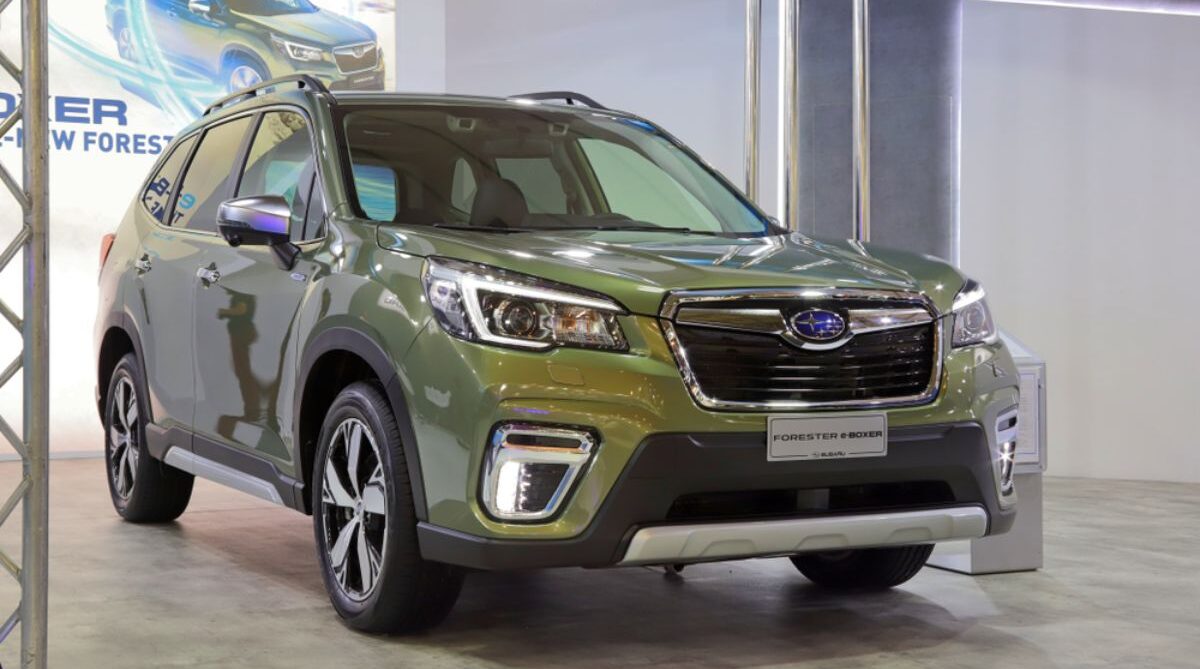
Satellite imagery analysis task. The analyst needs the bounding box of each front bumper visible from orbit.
[418,421,1016,570]
[325,68,385,91]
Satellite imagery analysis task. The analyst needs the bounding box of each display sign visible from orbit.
[767,413,889,461]
[0,0,395,453]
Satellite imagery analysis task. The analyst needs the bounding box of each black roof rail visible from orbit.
[509,91,609,110]
[203,74,332,117]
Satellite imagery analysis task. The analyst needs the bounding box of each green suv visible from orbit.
[95,76,1020,633]
[105,0,385,93]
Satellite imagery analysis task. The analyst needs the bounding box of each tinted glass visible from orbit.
[580,139,723,232]
[225,0,316,15]
[238,111,319,241]
[173,116,254,231]
[350,163,398,222]
[450,158,477,213]
[495,157,566,214]
[342,106,771,236]
[141,135,196,224]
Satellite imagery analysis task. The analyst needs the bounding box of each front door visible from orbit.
[190,109,324,468]
[148,0,224,77]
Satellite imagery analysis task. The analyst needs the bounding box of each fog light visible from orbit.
[481,424,596,521]
[999,439,1017,496]
[995,409,1019,503]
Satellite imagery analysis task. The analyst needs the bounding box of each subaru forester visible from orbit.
[95,77,1020,633]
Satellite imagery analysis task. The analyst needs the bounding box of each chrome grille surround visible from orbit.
[659,288,944,412]
[333,42,380,74]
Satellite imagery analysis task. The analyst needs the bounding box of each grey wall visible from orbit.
[444,0,747,210]
[795,0,961,259]
[961,1,1200,483]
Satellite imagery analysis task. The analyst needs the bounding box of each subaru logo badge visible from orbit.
[789,309,846,342]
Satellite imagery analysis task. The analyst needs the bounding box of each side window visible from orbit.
[172,116,254,231]
[495,157,567,214]
[450,158,477,213]
[237,111,320,241]
[140,135,196,223]
[351,163,398,222]
[578,139,723,231]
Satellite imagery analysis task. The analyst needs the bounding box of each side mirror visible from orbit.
[188,0,212,15]
[217,196,299,270]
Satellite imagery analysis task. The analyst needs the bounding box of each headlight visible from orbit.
[421,257,628,351]
[951,279,997,347]
[271,35,324,62]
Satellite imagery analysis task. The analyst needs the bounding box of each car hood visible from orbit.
[235,9,374,47]
[378,227,968,316]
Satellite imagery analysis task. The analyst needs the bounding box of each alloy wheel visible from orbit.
[228,65,263,93]
[107,375,140,500]
[116,27,137,62]
[321,417,388,602]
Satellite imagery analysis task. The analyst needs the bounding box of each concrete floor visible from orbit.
[0,460,1197,668]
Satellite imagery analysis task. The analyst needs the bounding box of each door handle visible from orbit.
[196,265,221,286]
[134,255,152,274]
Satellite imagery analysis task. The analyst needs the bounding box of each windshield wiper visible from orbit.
[532,225,724,236]
[426,222,526,234]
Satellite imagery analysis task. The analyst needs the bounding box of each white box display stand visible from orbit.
[929,332,1046,574]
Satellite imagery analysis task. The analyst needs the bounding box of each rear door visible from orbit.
[131,134,201,441]
[190,109,324,470]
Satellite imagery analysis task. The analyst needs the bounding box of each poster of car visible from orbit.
[0,0,395,456]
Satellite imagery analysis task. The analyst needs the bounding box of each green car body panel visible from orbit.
[95,86,1019,569]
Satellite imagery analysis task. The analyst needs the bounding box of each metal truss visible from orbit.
[0,0,49,663]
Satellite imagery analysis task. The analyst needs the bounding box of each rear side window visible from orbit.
[172,116,254,231]
[237,111,320,241]
[351,163,398,222]
[141,135,196,223]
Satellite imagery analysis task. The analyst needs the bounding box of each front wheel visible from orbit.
[312,382,464,634]
[790,544,934,590]
[222,56,268,93]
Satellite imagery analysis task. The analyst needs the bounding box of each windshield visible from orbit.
[340,105,774,237]
[226,0,317,16]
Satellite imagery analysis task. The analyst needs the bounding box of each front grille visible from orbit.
[333,43,379,73]
[663,290,940,409]
[667,482,957,522]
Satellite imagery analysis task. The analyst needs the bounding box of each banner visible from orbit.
[0,0,396,453]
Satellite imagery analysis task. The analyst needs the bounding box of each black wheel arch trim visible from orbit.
[98,310,152,425]
[296,325,428,521]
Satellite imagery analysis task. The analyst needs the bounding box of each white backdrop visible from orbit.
[962,1,1200,483]
[0,0,395,456]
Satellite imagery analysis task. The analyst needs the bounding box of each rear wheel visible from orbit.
[115,22,137,62]
[104,353,194,522]
[313,382,464,633]
[790,544,934,590]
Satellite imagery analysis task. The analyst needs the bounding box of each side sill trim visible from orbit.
[163,446,286,507]
[618,505,988,566]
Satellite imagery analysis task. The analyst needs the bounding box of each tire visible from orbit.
[221,55,268,93]
[312,382,464,634]
[114,19,137,62]
[104,353,194,523]
[790,544,934,590]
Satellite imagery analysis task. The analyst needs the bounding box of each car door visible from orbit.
[146,114,256,440]
[149,0,223,77]
[190,109,324,468]
[130,134,203,439]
